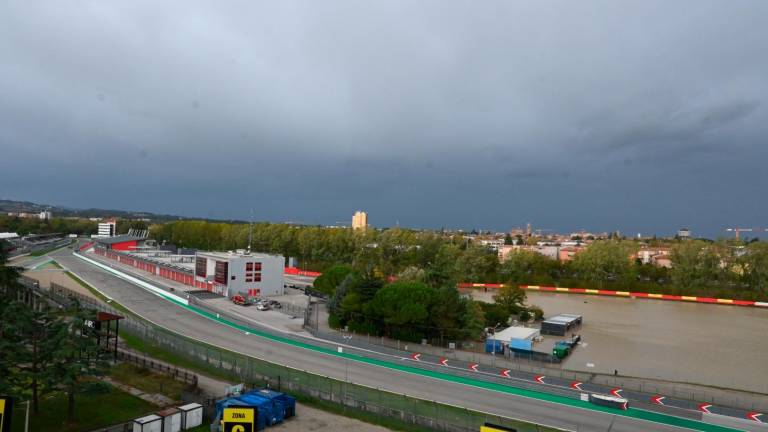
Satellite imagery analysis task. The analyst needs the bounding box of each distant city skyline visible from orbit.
[4,196,763,241]
[1,2,766,240]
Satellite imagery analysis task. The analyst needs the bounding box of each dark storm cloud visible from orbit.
[1,1,767,236]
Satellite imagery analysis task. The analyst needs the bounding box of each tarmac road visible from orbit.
[51,250,739,432]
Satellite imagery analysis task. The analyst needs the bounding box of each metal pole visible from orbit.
[25,399,30,432]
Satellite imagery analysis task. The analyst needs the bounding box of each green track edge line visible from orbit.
[74,252,741,432]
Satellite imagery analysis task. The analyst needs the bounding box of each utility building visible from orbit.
[195,251,284,298]
[541,314,583,336]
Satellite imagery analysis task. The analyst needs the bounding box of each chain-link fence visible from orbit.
[33,279,561,432]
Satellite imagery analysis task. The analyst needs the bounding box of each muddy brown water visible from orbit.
[470,290,768,394]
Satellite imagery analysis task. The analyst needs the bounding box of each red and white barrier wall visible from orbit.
[92,248,227,294]
[458,283,768,308]
[284,266,322,277]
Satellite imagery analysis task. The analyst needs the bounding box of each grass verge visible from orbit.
[10,383,155,432]
[110,363,189,401]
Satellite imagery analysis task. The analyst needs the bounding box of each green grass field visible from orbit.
[110,363,189,401]
[9,384,155,432]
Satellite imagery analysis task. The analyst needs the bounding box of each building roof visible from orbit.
[94,234,146,245]
[197,250,282,260]
[489,326,540,341]
[543,313,582,325]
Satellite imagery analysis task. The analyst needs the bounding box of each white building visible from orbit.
[96,220,117,238]
[194,250,284,298]
[38,211,52,220]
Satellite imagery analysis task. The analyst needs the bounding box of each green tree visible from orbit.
[462,300,486,340]
[396,266,427,283]
[499,249,559,284]
[570,240,637,286]
[670,240,735,292]
[477,302,509,328]
[368,281,436,341]
[455,245,498,283]
[49,305,110,421]
[0,240,23,397]
[741,242,768,293]
[670,240,705,290]
[313,264,352,296]
[2,302,63,414]
[429,286,465,341]
[425,244,461,288]
[492,285,527,315]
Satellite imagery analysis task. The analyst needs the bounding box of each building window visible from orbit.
[254,273,261,282]
[246,262,253,271]
[254,262,262,271]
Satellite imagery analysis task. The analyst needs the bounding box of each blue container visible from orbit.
[237,394,284,426]
[485,339,504,354]
[214,389,296,430]
[214,398,269,431]
[510,338,533,351]
[246,389,297,419]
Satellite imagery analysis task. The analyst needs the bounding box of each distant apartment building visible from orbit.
[637,246,671,265]
[38,210,52,220]
[498,244,561,261]
[677,228,691,239]
[352,211,368,230]
[479,238,505,250]
[558,246,584,262]
[652,255,673,268]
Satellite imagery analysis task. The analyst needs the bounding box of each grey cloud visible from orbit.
[1,1,767,236]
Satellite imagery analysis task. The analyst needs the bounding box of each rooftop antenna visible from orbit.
[248,208,254,254]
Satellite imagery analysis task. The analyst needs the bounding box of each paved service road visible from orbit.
[51,251,737,432]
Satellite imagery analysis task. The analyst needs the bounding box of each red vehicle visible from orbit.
[231,295,249,306]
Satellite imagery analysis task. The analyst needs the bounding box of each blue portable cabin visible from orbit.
[485,338,504,354]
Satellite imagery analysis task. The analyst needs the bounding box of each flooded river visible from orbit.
[470,290,768,393]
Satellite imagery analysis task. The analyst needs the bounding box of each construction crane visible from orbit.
[725,227,768,240]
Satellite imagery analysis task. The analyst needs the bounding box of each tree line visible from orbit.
[0,215,98,236]
[0,240,109,422]
[153,220,768,300]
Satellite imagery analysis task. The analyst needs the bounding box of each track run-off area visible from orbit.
[61,250,763,432]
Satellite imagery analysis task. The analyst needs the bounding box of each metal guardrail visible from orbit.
[116,349,199,388]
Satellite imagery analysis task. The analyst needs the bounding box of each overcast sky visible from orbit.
[1,1,766,237]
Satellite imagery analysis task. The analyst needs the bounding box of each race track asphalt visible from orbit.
[51,250,736,432]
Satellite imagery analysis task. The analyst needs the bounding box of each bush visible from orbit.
[529,305,544,321]
[519,309,532,323]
